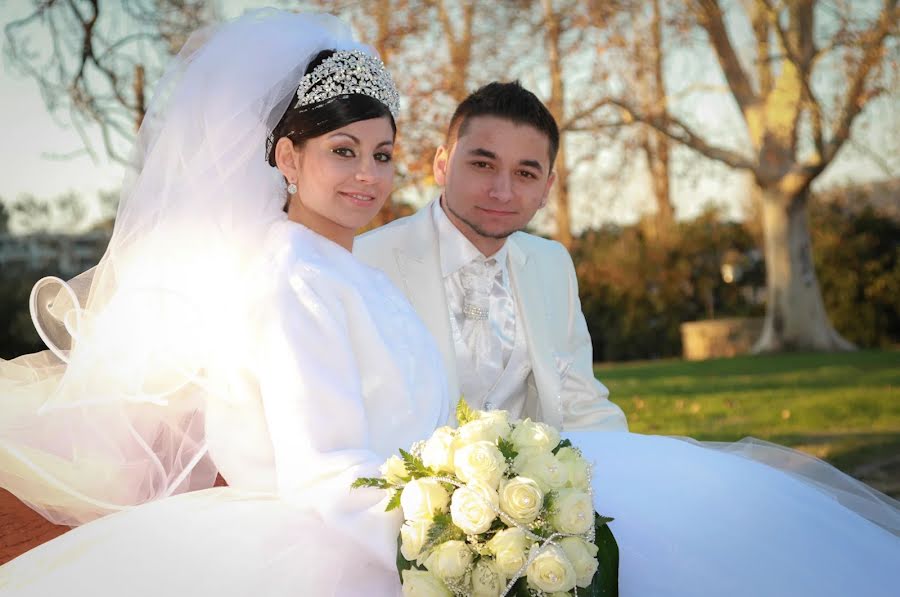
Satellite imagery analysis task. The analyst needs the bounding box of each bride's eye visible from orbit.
[332,147,355,158]
[374,151,393,163]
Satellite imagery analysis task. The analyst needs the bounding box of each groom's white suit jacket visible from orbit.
[354,201,627,431]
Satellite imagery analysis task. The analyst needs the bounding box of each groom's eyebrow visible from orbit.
[469,148,497,160]
[519,158,544,173]
[468,148,543,173]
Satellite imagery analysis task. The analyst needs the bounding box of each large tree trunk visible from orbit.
[647,0,674,243]
[753,188,854,352]
[646,134,673,242]
[543,0,573,249]
[551,141,573,249]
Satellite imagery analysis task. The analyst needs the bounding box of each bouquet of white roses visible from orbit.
[353,400,618,597]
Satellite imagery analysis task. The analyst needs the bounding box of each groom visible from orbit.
[355,82,626,431]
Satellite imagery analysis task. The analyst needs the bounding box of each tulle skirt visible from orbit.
[2,433,898,597]
[569,432,900,597]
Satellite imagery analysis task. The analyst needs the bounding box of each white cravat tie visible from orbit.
[460,258,502,321]
[456,257,516,407]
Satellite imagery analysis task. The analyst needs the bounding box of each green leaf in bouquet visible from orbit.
[485,516,508,536]
[542,490,558,515]
[596,514,614,527]
[552,438,573,455]
[385,489,402,512]
[456,397,478,426]
[497,437,519,462]
[584,512,619,597]
[399,448,435,479]
[419,511,465,556]
[509,577,531,596]
[351,477,393,490]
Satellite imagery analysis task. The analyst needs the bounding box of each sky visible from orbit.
[0,0,896,234]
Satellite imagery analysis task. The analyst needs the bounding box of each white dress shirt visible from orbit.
[433,200,530,414]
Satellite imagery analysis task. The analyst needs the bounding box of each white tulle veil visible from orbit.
[0,9,373,525]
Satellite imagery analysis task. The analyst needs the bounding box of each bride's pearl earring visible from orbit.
[287,181,298,195]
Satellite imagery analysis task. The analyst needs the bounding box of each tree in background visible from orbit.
[810,187,900,348]
[5,192,87,234]
[5,0,213,162]
[598,0,899,352]
[633,0,675,243]
[573,191,900,362]
[0,190,100,358]
[0,202,9,234]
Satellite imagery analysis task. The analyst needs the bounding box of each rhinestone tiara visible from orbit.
[295,49,400,118]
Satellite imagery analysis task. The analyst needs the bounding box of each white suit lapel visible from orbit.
[507,236,561,427]
[394,203,460,404]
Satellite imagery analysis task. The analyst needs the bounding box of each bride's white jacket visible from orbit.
[355,199,627,432]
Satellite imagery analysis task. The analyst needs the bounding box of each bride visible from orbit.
[1,9,448,595]
[0,8,897,597]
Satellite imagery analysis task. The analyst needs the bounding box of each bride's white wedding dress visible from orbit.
[570,431,900,596]
[2,221,898,597]
[0,220,451,595]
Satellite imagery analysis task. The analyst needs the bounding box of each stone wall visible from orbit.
[680,317,764,361]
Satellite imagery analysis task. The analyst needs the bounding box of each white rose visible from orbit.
[380,454,408,484]
[401,569,452,597]
[498,476,543,524]
[550,488,594,535]
[453,440,507,488]
[510,418,560,452]
[556,447,591,490]
[421,426,456,473]
[400,519,432,562]
[485,527,530,578]
[401,478,451,522]
[450,480,499,535]
[526,545,577,593]
[478,408,511,427]
[559,536,600,588]
[423,540,473,580]
[471,557,504,597]
[457,411,511,446]
[513,450,567,492]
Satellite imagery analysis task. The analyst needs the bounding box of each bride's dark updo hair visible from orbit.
[266,49,397,167]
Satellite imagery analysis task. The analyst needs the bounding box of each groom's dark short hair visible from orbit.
[446,81,560,166]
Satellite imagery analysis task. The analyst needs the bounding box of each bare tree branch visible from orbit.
[761,0,826,156]
[847,136,899,177]
[607,98,757,170]
[752,0,773,97]
[820,0,898,171]
[561,97,615,131]
[4,0,210,164]
[695,0,758,113]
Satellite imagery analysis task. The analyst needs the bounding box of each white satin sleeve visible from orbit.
[250,261,402,571]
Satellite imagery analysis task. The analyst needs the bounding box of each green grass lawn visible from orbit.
[595,349,900,497]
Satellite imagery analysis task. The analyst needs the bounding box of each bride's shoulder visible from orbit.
[262,220,389,296]
[262,220,336,272]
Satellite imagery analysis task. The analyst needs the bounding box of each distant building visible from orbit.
[0,231,109,278]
